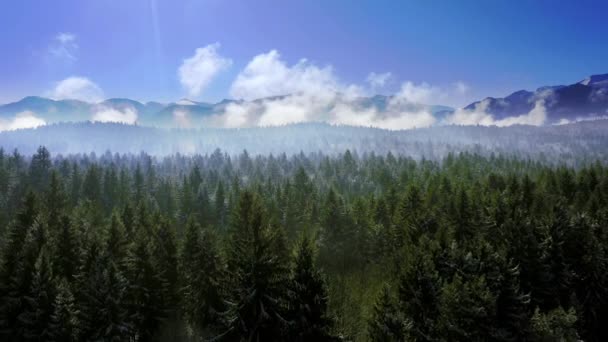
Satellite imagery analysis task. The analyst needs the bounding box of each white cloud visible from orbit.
[494,99,547,126]
[48,77,104,102]
[392,81,440,105]
[329,102,436,130]
[367,72,392,90]
[179,43,232,97]
[444,91,552,127]
[206,51,444,129]
[173,109,192,128]
[444,99,496,126]
[229,50,351,100]
[218,102,256,128]
[49,32,78,62]
[0,111,46,131]
[204,90,438,130]
[91,106,138,124]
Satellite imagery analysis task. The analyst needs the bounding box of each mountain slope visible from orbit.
[463,73,608,123]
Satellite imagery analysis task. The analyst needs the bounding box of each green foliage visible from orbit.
[529,306,579,342]
[49,279,79,342]
[179,219,224,335]
[287,236,334,341]
[1,148,608,341]
[368,284,410,342]
[222,190,290,341]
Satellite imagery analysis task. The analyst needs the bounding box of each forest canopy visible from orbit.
[1,146,607,341]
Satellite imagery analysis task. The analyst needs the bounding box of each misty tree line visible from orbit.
[3,120,608,165]
[1,146,608,341]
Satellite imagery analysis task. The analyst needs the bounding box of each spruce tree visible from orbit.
[76,250,129,341]
[52,215,78,281]
[368,284,409,342]
[152,218,178,317]
[529,307,579,342]
[180,219,225,335]
[437,274,496,341]
[215,180,227,230]
[124,230,165,341]
[46,170,67,233]
[18,249,56,341]
[29,146,51,192]
[0,193,41,340]
[222,190,290,341]
[288,236,333,341]
[398,242,441,342]
[49,279,79,342]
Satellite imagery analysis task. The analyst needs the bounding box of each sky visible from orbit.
[1,0,607,107]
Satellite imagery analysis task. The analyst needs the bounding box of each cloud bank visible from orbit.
[48,77,104,102]
[173,109,192,128]
[0,111,46,131]
[193,50,438,129]
[91,106,138,124]
[179,43,232,97]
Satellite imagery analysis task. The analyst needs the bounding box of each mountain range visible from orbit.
[1,73,607,128]
[461,73,608,123]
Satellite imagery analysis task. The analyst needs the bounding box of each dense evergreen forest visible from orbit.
[2,146,608,341]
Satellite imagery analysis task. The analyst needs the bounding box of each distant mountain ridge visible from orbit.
[0,94,452,128]
[463,73,608,123]
[2,73,607,127]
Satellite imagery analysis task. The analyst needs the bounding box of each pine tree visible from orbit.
[0,192,38,283]
[491,261,530,341]
[75,247,129,341]
[152,218,178,317]
[133,164,146,204]
[368,284,409,342]
[437,274,496,341]
[529,307,579,342]
[29,146,51,192]
[288,236,333,341]
[46,170,67,232]
[124,230,165,341]
[221,190,290,341]
[82,164,102,205]
[49,280,79,342]
[215,180,227,230]
[52,215,78,281]
[196,185,213,227]
[0,192,41,340]
[179,219,225,335]
[319,188,355,273]
[69,163,81,207]
[398,242,441,342]
[18,249,57,341]
[106,212,128,263]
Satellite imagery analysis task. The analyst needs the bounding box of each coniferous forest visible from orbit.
[2,146,608,341]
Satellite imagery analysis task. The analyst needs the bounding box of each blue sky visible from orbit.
[1,0,607,106]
